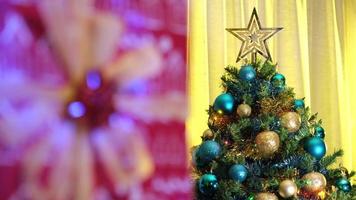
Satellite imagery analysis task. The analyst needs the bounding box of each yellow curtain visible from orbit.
[187,0,356,171]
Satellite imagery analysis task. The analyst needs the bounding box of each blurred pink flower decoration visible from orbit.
[0,0,182,199]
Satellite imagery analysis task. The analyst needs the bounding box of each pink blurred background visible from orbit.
[0,0,190,199]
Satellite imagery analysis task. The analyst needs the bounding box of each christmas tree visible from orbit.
[192,8,356,200]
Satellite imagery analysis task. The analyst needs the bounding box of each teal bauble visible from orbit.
[197,140,221,163]
[198,174,219,195]
[229,164,248,182]
[314,126,325,139]
[336,177,351,192]
[294,99,305,110]
[304,137,326,160]
[271,73,286,91]
[271,73,286,84]
[239,65,256,81]
[213,93,235,115]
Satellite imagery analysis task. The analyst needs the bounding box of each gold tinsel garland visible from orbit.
[259,92,294,116]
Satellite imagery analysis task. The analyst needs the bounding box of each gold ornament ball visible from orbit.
[202,129,214,139]
[281,112,301,132]
[236,103,252,117]
[255,131,280,158]
[278,179,298,198]
[302,172,327,193]
[255,192,278,200]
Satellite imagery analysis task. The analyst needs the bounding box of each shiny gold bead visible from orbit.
[236,103,252,117]
[281,112,301,132]
[278,179,298,198]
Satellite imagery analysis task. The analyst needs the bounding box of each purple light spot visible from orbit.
[122,80,148,94]
[68,101,86,118]
[86,71,101,90]
[109,114,134,132]
[124,11,146,28]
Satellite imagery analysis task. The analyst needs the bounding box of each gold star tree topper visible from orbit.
[226,8,282,63]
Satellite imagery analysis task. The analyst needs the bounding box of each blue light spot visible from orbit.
[68,101,86,118]
[86,71,102,90]
[123,80,148,94]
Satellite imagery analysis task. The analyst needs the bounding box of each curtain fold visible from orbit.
[187,0,356,171]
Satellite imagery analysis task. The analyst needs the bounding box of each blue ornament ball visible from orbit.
[198,140,221,163]
[294,99,305,110]
[239,65,256,81]
[271,73,286,91]
[336,177,352,192]
[304,137,326,160]
[198,174,219,195]
[213,93,235,115]
[229,164,248,182]
[314,126,325,139]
